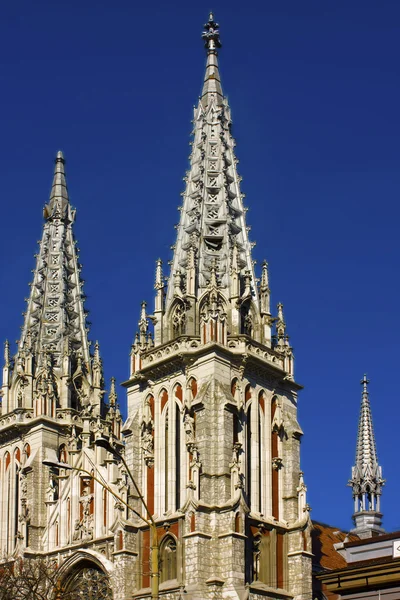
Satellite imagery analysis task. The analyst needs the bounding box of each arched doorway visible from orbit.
[63,562,112,600]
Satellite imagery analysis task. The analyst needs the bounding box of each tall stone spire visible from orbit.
[1,152,104,416]
[144,14,289,359]
[349,375,385,538]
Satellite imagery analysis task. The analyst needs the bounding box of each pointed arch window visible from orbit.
[164,407,169,512]
[14,448,21,546]
[171,301,186,337]
[174,385,182,510]
[160,536,177,583]
[271,397,280,520]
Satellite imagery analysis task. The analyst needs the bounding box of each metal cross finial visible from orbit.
[202,12,222,51]
[361,374,370,394]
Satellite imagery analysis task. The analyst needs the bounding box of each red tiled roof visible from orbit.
[312,521,359,570]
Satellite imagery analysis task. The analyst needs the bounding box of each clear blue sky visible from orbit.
[1,0,400,532]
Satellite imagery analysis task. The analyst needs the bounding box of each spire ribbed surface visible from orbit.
[355,375,378,476]
[20,152,91,367]
[349,376,385,536]
[165,14,258,310]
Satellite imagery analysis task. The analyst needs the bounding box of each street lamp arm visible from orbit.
[94,437,156,527]
[42,459,149,527]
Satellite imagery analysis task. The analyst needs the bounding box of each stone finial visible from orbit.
[202,13,222,51]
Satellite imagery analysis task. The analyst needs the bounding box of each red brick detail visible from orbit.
[161,390,168,412]
[235,513,241,533]
[147,463,154,515]
[149,395,154,419]
[175,385,183,402]
[245,385,252,403]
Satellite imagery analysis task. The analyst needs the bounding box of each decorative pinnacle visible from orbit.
[4,340,10,367]
[109,377,117,406]
[261,261,269,289]
[361,373,370,396]
[139,301,148,333]
[202,12,222,52]
[155,259,164,289]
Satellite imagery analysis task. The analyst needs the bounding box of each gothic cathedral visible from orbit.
[0,15,312,600]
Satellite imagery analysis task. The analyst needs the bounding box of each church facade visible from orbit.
[0,15,312,600]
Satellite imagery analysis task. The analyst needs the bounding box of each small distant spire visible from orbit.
[109,377,117,407]
[201,13,223,106]
[349,375,385,538]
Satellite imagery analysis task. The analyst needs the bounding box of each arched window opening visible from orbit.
[190,378,197,399]
[271,398,279,520]
[245,384,252,404]
[175,404,181,510]
[160,389,168,412]
[24,443,31,461]
[164,408,169,512]
[246,404,252,506]
[160,536,177,583]
[231,378,240,405]
[174,384,183,403]
[5,452,10,470]
[235,512,241,533]
[14,449,21,545]
[117,530,123,551]
[258,391,265,413]
[64,563,113,600]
